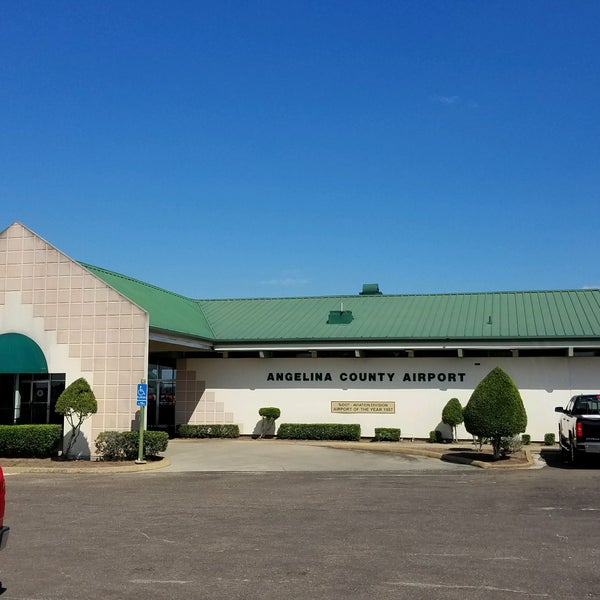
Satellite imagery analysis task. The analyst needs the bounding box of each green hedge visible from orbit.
[0,425,62,458]
[176,424,240,439]
[276,423,361,441]
[373,427,401,442]
[95,430,169,460]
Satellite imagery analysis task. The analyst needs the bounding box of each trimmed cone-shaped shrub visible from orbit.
[463,367,527,459]
[55,377,98,458]
[442,397,463,441]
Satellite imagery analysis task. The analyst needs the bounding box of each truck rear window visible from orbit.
[573,397,600,415]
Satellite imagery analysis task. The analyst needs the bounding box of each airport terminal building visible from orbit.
[1,222,600,455]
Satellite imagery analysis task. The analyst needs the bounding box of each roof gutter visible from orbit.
[213,339,600,352]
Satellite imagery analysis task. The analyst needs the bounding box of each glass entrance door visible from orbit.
[32,380,50,423]
[158,380,175,429]
[147,380,176,431]
[147,363,176,435]
[18,379,50,424]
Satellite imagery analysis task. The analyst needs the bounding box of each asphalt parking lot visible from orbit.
[2,446,600,600]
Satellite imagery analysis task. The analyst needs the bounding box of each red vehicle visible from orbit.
[0,466,8,549]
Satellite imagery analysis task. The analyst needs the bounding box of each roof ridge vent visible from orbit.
[360,283,382,296]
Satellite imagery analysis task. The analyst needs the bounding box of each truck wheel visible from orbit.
[569,441,580,466]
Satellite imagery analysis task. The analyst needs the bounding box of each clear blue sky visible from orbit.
[2,1,599,298]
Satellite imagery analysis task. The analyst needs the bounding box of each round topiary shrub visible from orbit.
[258,407,281,420]
[258,407,281,438]
[463,367,527,459]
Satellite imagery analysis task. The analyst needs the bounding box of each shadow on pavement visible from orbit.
[541,448,600,469]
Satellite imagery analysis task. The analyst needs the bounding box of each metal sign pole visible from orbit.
[135,381,147,465]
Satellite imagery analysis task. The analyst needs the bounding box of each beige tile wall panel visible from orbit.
[0,223,149,456]
[175,360,235,426]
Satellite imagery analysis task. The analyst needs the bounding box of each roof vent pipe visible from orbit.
[360,283,382,296]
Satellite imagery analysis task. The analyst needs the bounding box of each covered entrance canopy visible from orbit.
[0,333,48,374]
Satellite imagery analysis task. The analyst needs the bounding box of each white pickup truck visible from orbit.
[555,394,600,465]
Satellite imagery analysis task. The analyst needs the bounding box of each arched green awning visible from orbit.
[0,333,48,374]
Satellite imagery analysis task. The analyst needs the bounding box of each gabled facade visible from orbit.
[0,223,148,456]
[2,222,600,453]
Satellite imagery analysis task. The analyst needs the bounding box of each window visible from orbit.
[0,373,65,425]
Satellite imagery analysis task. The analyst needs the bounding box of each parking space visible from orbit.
[2,441,600,599]
[3,464,600,599]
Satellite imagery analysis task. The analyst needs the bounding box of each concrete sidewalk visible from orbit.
[160,438,542,472]
[2,438,548,474]
[160,438,470,472]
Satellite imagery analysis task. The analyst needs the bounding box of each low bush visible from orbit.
[429,430,443,443]
[176,424,240,439]
[544,432,556,446]
[94,431,121,460]
[0,425,62,458]
[277,423,361,441]
[501,434,523,455]
[373,428,401,442]
[95,430,169,460]
[145,431,170,455]
[521,434,531,445]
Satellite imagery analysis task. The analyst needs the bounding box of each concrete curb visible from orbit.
[441,447,535,469]
[3,457,171,475]
[305,440,538,469]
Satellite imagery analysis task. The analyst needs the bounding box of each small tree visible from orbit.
[55,377,98,458]
[258,407,280,438]
[463,367,527,460]
[442,397,463,442]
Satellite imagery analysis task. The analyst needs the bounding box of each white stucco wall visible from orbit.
[178,356,600,441]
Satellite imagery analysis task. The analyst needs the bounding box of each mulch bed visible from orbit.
[440,446,531,465]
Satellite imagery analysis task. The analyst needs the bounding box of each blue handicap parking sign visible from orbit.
[136,383,148,406]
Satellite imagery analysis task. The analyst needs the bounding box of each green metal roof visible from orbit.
[81,264,215,340]
[197,290,600,342]
[80,264,600,344]
[0,333,48,373]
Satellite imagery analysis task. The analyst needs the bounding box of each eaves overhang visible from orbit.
[149,328,214,351]
[213,338,600,353]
